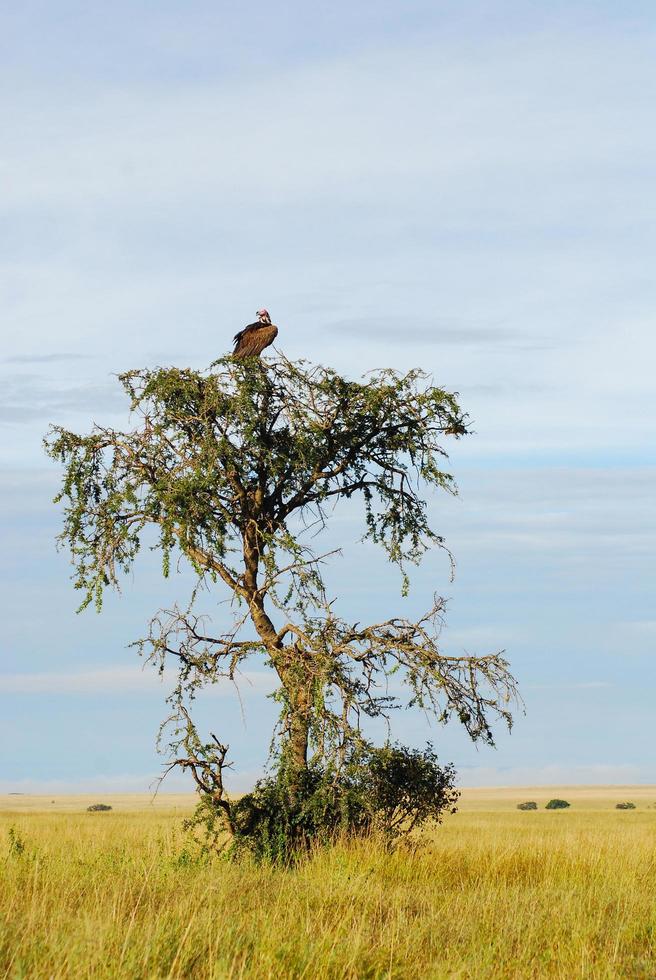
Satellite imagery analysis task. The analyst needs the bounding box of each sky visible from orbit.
[1,1,655,794]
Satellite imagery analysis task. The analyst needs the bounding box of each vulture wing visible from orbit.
[233,323,278,359]
[232,320,259,349]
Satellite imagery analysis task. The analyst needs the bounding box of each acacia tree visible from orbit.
[45,354,517,852]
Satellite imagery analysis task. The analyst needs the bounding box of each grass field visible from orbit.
[2,787,656,978]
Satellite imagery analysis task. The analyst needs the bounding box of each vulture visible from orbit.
[232,309,278,359]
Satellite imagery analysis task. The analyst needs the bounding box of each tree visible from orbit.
[45,353,517,855]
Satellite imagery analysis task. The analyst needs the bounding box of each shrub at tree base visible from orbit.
[517,801,538,810]
[616,802,636,810]
[86,804,112,812]
[545,799,570,810]
[185,744,458,864]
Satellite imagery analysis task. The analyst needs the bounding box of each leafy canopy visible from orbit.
[46,355,465,609]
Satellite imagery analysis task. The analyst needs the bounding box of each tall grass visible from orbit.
[2,804,655,978]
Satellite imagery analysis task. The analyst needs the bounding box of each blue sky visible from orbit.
[1,1,654,793]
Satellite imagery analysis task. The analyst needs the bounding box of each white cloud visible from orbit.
[4,28,654,213]
[438,466,656,564]
[617,620,656,637]
[0,665,275,696]
[0,374,128,424]
[0,767,264,795]
[0,772,185,795]
[525,681,612,691]
[444,624,527,649]
[458,762,646,787]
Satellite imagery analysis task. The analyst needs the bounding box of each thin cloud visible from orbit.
[5,353,92,364]
[617,620,656,636]
[526,681,612,691]
[0,666,170,695]
[329,316,553,350]
[0,767,265,795]
[0,773,192,795]
[0,665,275,696]
[457,763,645,787]
[0,375,127,424]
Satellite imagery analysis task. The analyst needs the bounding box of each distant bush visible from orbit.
[87,803,112,812]
[615,802,636,810]
[517,801,538,810]
[545,799,570,810]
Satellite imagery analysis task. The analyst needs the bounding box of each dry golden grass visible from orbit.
[0,792,196,815]
[2,788,656,978]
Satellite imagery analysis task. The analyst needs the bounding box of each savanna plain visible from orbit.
[2,786,656,979]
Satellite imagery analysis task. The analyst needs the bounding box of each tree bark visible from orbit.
[242,525,311,793]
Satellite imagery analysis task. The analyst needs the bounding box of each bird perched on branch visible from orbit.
[232,309,278,359]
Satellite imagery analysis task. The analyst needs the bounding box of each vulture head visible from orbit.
[257,308,272,324]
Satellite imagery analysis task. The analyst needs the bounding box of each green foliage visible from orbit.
[224,743,458,865]
[517,801,538,810]
[44,356,466,612]
[615,802,636,810]
[545,799,571,810]
[86,804,113,812]
[182,793,229,858]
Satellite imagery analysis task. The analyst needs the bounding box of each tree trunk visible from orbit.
[287,665,311,774]
[242,529,312,793]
